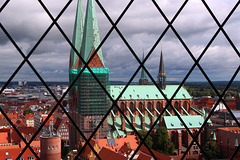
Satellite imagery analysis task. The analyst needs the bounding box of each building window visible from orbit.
[48,146,50,150]
[156,102,161,111]
[121,102,125,113]
[139,102,143,113]
[56,145,58,149]
[6,152,9,156]
[147,102,151,112]
[130,102,134,112]
[28,156,34,160]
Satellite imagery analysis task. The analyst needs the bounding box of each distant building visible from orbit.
[0,127,40,159]
[211,110,240,126]
[53,114,69,146]
[215,127,240,158]
[236,93,240,110]
[34,114,55,133]
[25,113,34,127]
[193,98,214,111]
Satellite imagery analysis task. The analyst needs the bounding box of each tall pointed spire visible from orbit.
[80,0,105,68]
[139,52,148,85]
[158,49,166,89]
[69,0,84,69]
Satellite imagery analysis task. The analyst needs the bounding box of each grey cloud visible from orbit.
[0,0,239,82]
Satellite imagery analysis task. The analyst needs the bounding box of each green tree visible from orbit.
[23,109,34,116]
[138,130,153,148]
[152,127,174,155]
[61,140,69,159]
[63,100,68,107]
[204,141,220,159]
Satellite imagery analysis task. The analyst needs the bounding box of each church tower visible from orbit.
[139,53,148,85]
[69,0,109,150]
[157,50,166,90]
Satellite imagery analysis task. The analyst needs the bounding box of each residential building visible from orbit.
[53,114,69,145]
[25,114,34,127]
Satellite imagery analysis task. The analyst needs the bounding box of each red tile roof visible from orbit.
[97,135,138,152]
[0,146,40,159]
[94,147,128,160]
[137,152,152,160]
[226,101,236,110]
[25,114,34,120]
[82,139,98,157]
[139,146,172,160]
[117,142,132,156]
[0,132,9,143]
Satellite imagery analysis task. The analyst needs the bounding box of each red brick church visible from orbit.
[69,0,207,157]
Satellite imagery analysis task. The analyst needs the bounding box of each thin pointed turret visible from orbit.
[80,0,105,68]
[158,50,166,89]
[139,53,148,85]
[69,0,84,69]
[235,137,239,147]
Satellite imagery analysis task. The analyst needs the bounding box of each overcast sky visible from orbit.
[0,0,239,83]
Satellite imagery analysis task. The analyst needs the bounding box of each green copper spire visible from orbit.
[139,52,148,85]
[235,137,239,147]
[69,0,84,69]
[81,0,105,67]
[212,132,216,141]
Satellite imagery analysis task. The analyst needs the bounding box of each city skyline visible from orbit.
[0,0,239,82]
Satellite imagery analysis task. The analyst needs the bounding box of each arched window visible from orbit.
[157,102,161,111]
[139,102,143,112]
[147,102,151,112]
[183,101,188,111]
[171,131,177,148]
[113,106,118,114]
[121,102,125,113]
[174,101,179,109]
[130,102,134,112]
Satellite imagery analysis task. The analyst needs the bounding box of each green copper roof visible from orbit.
[69,67,109,74]
[110,85,192,100]
[164,115,204,129]
[70,0,84,69]
[81,0,105,67]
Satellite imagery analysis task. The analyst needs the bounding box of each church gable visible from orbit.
[88,49,104,68]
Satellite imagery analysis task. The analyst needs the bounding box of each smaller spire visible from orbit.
[235,137,239,147]
[212,132,216,141]
[139,52,148,85]
[158,49,166,89]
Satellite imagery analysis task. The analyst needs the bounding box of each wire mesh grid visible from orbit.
[0,0,240,159]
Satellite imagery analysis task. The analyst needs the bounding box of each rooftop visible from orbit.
[110,85,191,100]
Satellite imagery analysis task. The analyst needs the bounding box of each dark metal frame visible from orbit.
[0,0,239,160]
